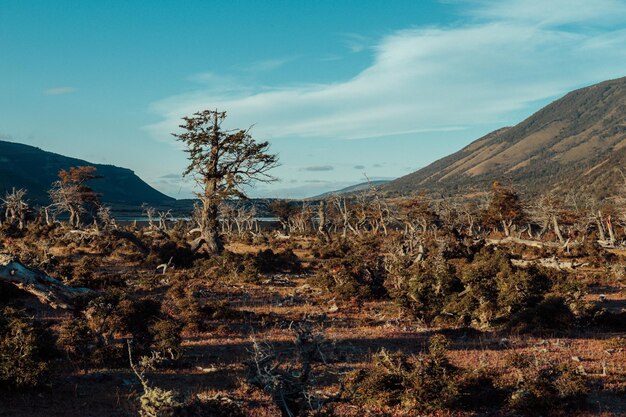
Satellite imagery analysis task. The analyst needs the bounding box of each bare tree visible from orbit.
[174,110,279,254]
[1,188,29,229]
[246,323,342,417]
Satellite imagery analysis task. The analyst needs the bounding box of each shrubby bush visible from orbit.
[504,354,589,416]
[346,335,497,412]
[308,236,387,300]
[387,246,588,330]
[346,336,589,415]
[164,281,247,333]
[80,294,183,363]
[385,249,462,325]
[0,307,57,389]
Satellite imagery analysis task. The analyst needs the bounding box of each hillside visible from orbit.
[385,76,626,198]
[310,179,391,199]
[0,140,174,207]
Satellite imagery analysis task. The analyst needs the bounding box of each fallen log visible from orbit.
[0,254,94,309]
[485,237,570,249]
[511,257,589,270]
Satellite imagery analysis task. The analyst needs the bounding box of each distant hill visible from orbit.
[0,140,174,207]
[384,76,626,198]
[311,180,391,199]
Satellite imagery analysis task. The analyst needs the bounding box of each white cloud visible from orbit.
[44,86,77,96]
[467,0,626,26]
[146,0,626,143]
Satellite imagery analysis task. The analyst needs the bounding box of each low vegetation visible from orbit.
[0,136,624,416]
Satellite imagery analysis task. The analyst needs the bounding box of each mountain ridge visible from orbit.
[0,140,174,207]
[383,76,626,198]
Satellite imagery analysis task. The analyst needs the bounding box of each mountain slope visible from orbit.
[0,140,174,206]
[385,76,626,197]
[310,180,391,199]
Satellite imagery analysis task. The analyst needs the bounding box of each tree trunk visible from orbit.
[502,220,511,237]
[317,201,331,242]
[200,193,223,255]
[552,215,564,243]
[596,211,607,241]
[0,255,94,309]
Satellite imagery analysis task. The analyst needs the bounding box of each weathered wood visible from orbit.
[511,258,589,270]
[0,254,94,309]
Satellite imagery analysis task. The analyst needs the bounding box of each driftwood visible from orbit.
[511,258,589,270]
[0,254,94,309]
[485,237,569,249]
[487,236,624,250]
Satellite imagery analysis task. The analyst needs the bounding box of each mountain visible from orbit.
[311,180,391,199]
[0,140,174,207]
[384,76,626,198]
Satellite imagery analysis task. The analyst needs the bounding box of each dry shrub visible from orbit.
[179,395,245,417]
[386,247,587,331]
[0,307,57,389]
[346,335,479,412]
[149,319,183,361]
[245,323,339,417]
[193,251,259,283]
[504,354,589,416]
[254,248,301,274]
[385,250,462,325]
[57,317,101,368]
[164,282,247,332]
[82,294,183,362]
[309,236,387,300]
[154,240,195,268]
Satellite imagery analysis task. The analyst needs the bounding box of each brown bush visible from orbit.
[0,307,57,389]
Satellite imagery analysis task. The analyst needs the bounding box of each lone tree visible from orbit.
[482,182,525,236]
[174,110,278,254]
[49,166,101,228]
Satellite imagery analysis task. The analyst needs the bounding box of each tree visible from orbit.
[1,188,29,229]
[482,182,525,237]
[173,110,278,254]
[269,200,294,233]
[49,166,101,228]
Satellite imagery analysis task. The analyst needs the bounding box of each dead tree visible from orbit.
[1,188,29,229]
[317,200,331,242]
[157,209,172,231]
[0,254,94,309]
[245,323,342,417]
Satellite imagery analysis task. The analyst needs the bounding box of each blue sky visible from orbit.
[2,0,626,199]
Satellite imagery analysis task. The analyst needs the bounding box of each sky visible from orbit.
[1,0,626,199]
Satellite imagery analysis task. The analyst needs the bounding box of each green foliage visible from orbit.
[308,236,387,300]
[386,250,462,325]
[0,307,56,389]
[346,335,463,412]
[149,319,183,361]
[193,251,259,282]
[388,246,586,331]
[139,385,182,417]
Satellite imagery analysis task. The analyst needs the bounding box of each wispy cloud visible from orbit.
[44,86,76,96]
[342,33,370,53]
[146,0,626,143]
[300,165,334,172]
